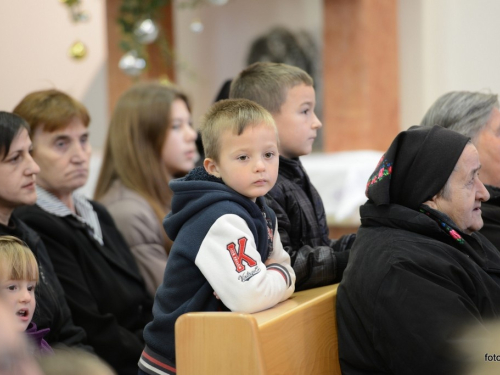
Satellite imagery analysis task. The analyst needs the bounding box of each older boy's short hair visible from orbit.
[200,98,276,162]
[13,89,90,136]
[0,236,39,283]
[229,62,313,114]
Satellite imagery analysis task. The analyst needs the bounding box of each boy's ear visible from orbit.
[203,158,220,178]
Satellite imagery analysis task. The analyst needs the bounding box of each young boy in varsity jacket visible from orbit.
[139,99,296,375]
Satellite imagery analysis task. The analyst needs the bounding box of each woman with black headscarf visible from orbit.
[337,126,500,375]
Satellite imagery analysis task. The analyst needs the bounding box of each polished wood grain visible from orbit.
[176,284,341,375]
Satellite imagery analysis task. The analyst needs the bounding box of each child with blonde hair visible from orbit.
[0,235,53,355]
[139,99,295,375]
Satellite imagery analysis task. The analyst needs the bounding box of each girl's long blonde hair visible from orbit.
[94,82,191,253]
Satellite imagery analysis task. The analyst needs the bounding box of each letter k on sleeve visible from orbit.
[195,214,295,313]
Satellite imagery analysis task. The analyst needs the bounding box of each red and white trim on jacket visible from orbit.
[266,263,292,287]
[138,346,176,375]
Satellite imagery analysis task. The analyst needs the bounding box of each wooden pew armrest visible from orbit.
[175,284,340,375]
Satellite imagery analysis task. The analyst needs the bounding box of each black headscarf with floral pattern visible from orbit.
[365,125,469,210]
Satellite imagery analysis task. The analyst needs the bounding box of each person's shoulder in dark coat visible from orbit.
[480,184,500,251]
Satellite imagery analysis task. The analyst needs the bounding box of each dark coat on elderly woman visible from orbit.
[337,126,500,375]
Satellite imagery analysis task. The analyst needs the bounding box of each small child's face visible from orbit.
[205,122,279,201]
[272,83,322,159]
[0,279,36,332]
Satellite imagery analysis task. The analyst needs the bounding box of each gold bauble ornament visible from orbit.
[69,41,87,60]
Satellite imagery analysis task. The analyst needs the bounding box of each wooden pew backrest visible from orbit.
[175,284,340,375]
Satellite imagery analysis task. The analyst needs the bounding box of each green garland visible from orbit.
[117,0,211,74]
[118,0,169,60]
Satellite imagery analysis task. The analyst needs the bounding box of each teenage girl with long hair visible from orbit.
[94,82,198,296]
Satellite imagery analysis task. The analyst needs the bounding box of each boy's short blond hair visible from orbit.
[200,98,277,162]
[229,62,313,114]
[0,236,39,283]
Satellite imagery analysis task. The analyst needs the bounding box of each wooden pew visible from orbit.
[175,283,341,375]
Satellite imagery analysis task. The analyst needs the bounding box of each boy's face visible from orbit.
[0,278,36,332]
[272,83,322,159]
[204,122,279,201]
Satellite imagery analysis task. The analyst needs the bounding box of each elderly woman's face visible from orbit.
[430,144,490,234]
[0,129,39,212]
[31,117,91,199]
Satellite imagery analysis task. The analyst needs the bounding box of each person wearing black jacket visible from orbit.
[421,91,500,251]
[337,126,500,374]
[265,155,355,290]
[480,185,500,247]
[13,90,153,375]
[0,111,91,350]
[16,201,153,375]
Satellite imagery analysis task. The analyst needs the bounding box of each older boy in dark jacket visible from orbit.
[230,62,355,291]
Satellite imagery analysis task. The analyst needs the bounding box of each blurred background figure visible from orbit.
[0,297,43,375]
[39,348,116,375]
[94,82,198,296]
[246,26,318,84]
[450,318,500,375]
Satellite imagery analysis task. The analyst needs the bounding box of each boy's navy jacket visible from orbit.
[141,167,295,373]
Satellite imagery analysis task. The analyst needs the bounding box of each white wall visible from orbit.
[0,0,108,149]
[398,0,500,128]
